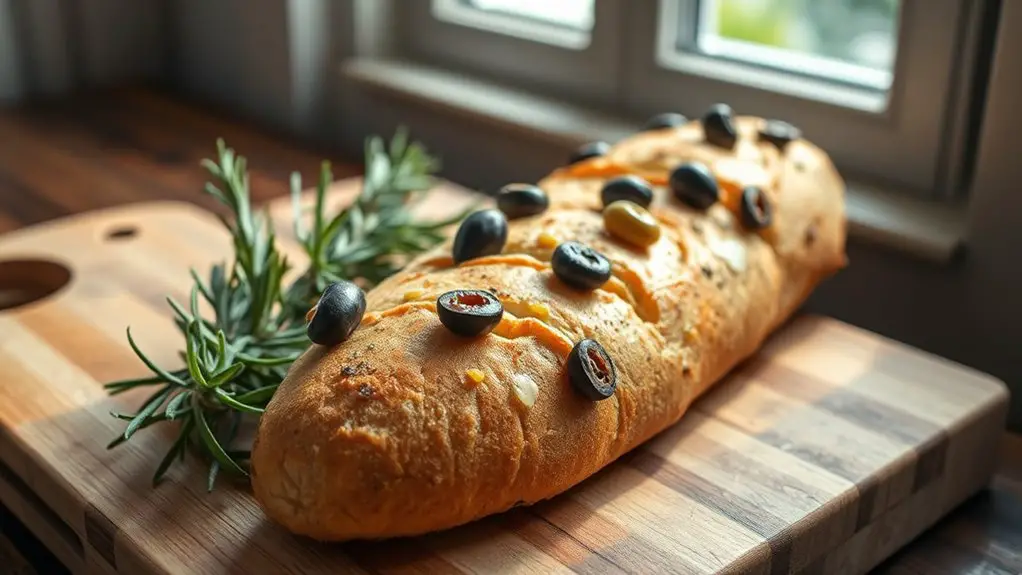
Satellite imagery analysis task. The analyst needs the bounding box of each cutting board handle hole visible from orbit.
[0,259,72,312]
[105,226,138,241]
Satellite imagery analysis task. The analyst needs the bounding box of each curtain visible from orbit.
[0,0,167,105]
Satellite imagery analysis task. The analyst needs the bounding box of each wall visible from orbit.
[166,0,291,133]
[75,0,166,84]
[0,0,165,103]
[0,0,23,102]
[165,0,334,139]
[1,0,330,133]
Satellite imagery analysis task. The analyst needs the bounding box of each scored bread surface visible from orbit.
[250,115,848,541]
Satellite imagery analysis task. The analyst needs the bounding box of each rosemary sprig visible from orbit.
[104,129,472,489]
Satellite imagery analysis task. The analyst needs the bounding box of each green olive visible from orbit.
[603,200,661,247]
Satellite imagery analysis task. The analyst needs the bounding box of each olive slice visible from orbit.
[702,103,738,150]
[603,200,661,248]
[437,289,504,337]
[496,183,549,220]
[307,280,367,346]
[600,175,654,209]
[670,162,719,210]
[568,141,611,165]
[758,120,801,150]
[641,112,687,131]
[739,186,773,230]
[452,209,508,265]
[551,241,612,290]
[568,339,617,401]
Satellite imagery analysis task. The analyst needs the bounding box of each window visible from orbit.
[444,0,596,40]
[399,0,621,107]
[396,0,988,196]
[690,0,899,91]
[651,0,902,112]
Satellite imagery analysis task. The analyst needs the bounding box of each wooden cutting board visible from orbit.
[0,179,1010,575]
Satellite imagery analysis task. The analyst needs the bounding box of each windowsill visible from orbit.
[341,57,967,265]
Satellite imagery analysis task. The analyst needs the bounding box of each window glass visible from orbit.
[684,0,901,90]
[463,0,595,30]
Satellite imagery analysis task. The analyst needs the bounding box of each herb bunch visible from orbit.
[105,130,469,490]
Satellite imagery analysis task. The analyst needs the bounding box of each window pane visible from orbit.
[687,0,901,90]
[464,0,594,30]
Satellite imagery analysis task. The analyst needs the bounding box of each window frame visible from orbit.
[394,0,988,198]
[621,0,983,197]
[430,0,594,49]
[396,0,623,108]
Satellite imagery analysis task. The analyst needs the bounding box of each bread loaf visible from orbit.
[249,110,848,541]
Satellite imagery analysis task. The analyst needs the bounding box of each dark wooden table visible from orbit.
[0,86,1018,574]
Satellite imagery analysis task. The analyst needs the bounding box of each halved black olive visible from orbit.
[670,162,719,210]
[702,103,738,150]
[437,289,504,337]
[642,112,687,131]
[740,186,773,230]
[452,209,508,265]
[551,241,612,290]
[307,280,367,346]
[758,120,801,150]
[601,175,654,209]
[496,183,549,220]
[568,141,611,165]
[568,339,617,401]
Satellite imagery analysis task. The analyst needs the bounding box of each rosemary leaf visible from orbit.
[235,352,299,366]
[125,327,189,388]
[190,268,215,306]
[189,288,210,363]
[184,323,210,388]
[224,450,251,461]
[103,375,165,394]
[207,461,221,493]
[153,418,194,487]
[207,363,245,389]
[165,391,191,421]
[290,171,307,243]
[193,396,247,478]
[166,297,190,324]
[214,330,229,373]
[123,385,174,440]
[232,385,278,406]
[214,388,264,414]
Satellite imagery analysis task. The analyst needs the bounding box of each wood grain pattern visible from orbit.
[873,434,1022,574]
[0,86,360,236]
[0,178,1009,575]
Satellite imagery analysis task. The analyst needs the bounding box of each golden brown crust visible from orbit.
[250,115,848,541]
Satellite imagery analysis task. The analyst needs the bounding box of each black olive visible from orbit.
[758,119,801,150]
[600,175,654,209]
[702,103,738,149]
[436,289,503,337]
[739,186,773,230]
[669,162,719,210]
[496,183,549,220]
[307,280,367,347]
[567,339,617,401]
[568,141,611,165]
[641,112,687,131]
[452,209,508,265]
[551,241,612,290]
